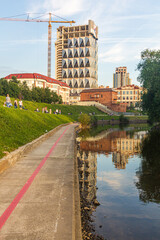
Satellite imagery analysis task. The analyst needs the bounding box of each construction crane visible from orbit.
[0,13,75,78]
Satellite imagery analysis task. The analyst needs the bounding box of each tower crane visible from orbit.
[0,13,75,78]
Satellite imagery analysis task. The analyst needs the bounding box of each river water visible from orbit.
[77,125,160,240]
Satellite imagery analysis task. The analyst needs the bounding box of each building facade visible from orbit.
[115,84,143,107]
[113,67,131,88]
[80,88,127,112]
[4,73,70,104]
[55,20,98,93]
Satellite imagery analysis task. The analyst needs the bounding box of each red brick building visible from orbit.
[80,88,126,112]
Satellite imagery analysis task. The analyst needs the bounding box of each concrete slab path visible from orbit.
[0,124,80,240]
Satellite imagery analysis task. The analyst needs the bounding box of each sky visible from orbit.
[0,0,160,87]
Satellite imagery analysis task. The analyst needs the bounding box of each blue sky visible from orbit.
[0,0,160,87]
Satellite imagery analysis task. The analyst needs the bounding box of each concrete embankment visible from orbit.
[0,124,82,240]
[97,119,148,125]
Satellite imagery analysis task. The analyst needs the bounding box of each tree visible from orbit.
[31,87,42,102]
[51,92,59,104]
[135,130,160,204]
[8,82,20,98]
[10,76,19,84]
[137,49,160,122]
[19,81,32,100]
[0,79,10,96]
[58,95,63,104]
[78,113,91,128]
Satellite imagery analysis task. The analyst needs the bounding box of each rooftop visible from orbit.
[81,88,116,93]
[4,73,70,88]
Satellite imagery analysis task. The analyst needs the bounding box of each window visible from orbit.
[123,91,125,95]
[123,97,125,100]
[130,91,132,94]
[127,91,129,94]
[101,94,103,98]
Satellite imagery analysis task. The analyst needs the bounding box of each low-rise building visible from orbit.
[4,73,70,104]
[70,92,80,104]
[80,88,127,112]
[115,85,143,107]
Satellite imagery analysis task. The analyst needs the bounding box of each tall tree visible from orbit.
[137,49,160,122]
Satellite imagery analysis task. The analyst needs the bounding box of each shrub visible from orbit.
[119,114,129,123]
[78,113,91,128]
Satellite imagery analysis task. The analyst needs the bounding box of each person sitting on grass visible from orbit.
[14,99,18,109]
[44,107,49,113]
[6,94,12,107]
[34,108,40,112]
[19,99,23,109]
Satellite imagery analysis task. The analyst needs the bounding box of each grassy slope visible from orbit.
[0,96,107,158]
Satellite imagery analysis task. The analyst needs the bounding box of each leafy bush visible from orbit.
[78,113,91,128]
[119,114,129,123]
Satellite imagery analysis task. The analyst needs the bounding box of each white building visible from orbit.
[4,73,70,104]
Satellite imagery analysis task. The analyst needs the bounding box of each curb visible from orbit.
[73,124,82,240]
[0,123,70,175]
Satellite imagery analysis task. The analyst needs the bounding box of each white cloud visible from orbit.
[29,0,87,17]
[97,171,124,190]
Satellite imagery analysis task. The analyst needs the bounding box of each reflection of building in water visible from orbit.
[80,130,146,170]
[77,150,97,202]
[113,134,141,169]
[112,152,128,169]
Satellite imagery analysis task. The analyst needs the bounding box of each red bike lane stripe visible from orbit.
[0,126,69,230]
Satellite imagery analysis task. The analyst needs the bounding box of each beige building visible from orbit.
[69,92,80,104]
[113,67,132,88]
[4,73,70,104]
[55,20,98,93]
[115,84,143,107]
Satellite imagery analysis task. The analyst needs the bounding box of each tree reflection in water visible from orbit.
[136,130,160,204]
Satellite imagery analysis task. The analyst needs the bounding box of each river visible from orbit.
[77,125,160,240]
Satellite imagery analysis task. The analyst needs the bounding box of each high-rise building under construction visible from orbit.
[55,20,98,93]
[113,67,132,88]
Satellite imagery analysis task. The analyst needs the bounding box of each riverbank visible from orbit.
[97,118,148,125]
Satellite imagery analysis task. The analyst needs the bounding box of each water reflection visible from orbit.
[77,126,160,240]
[136,130,160,204]
[79,128,146,170]
[77,150,97,202]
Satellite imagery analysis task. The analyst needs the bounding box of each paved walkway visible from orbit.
[0,124,80,240]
